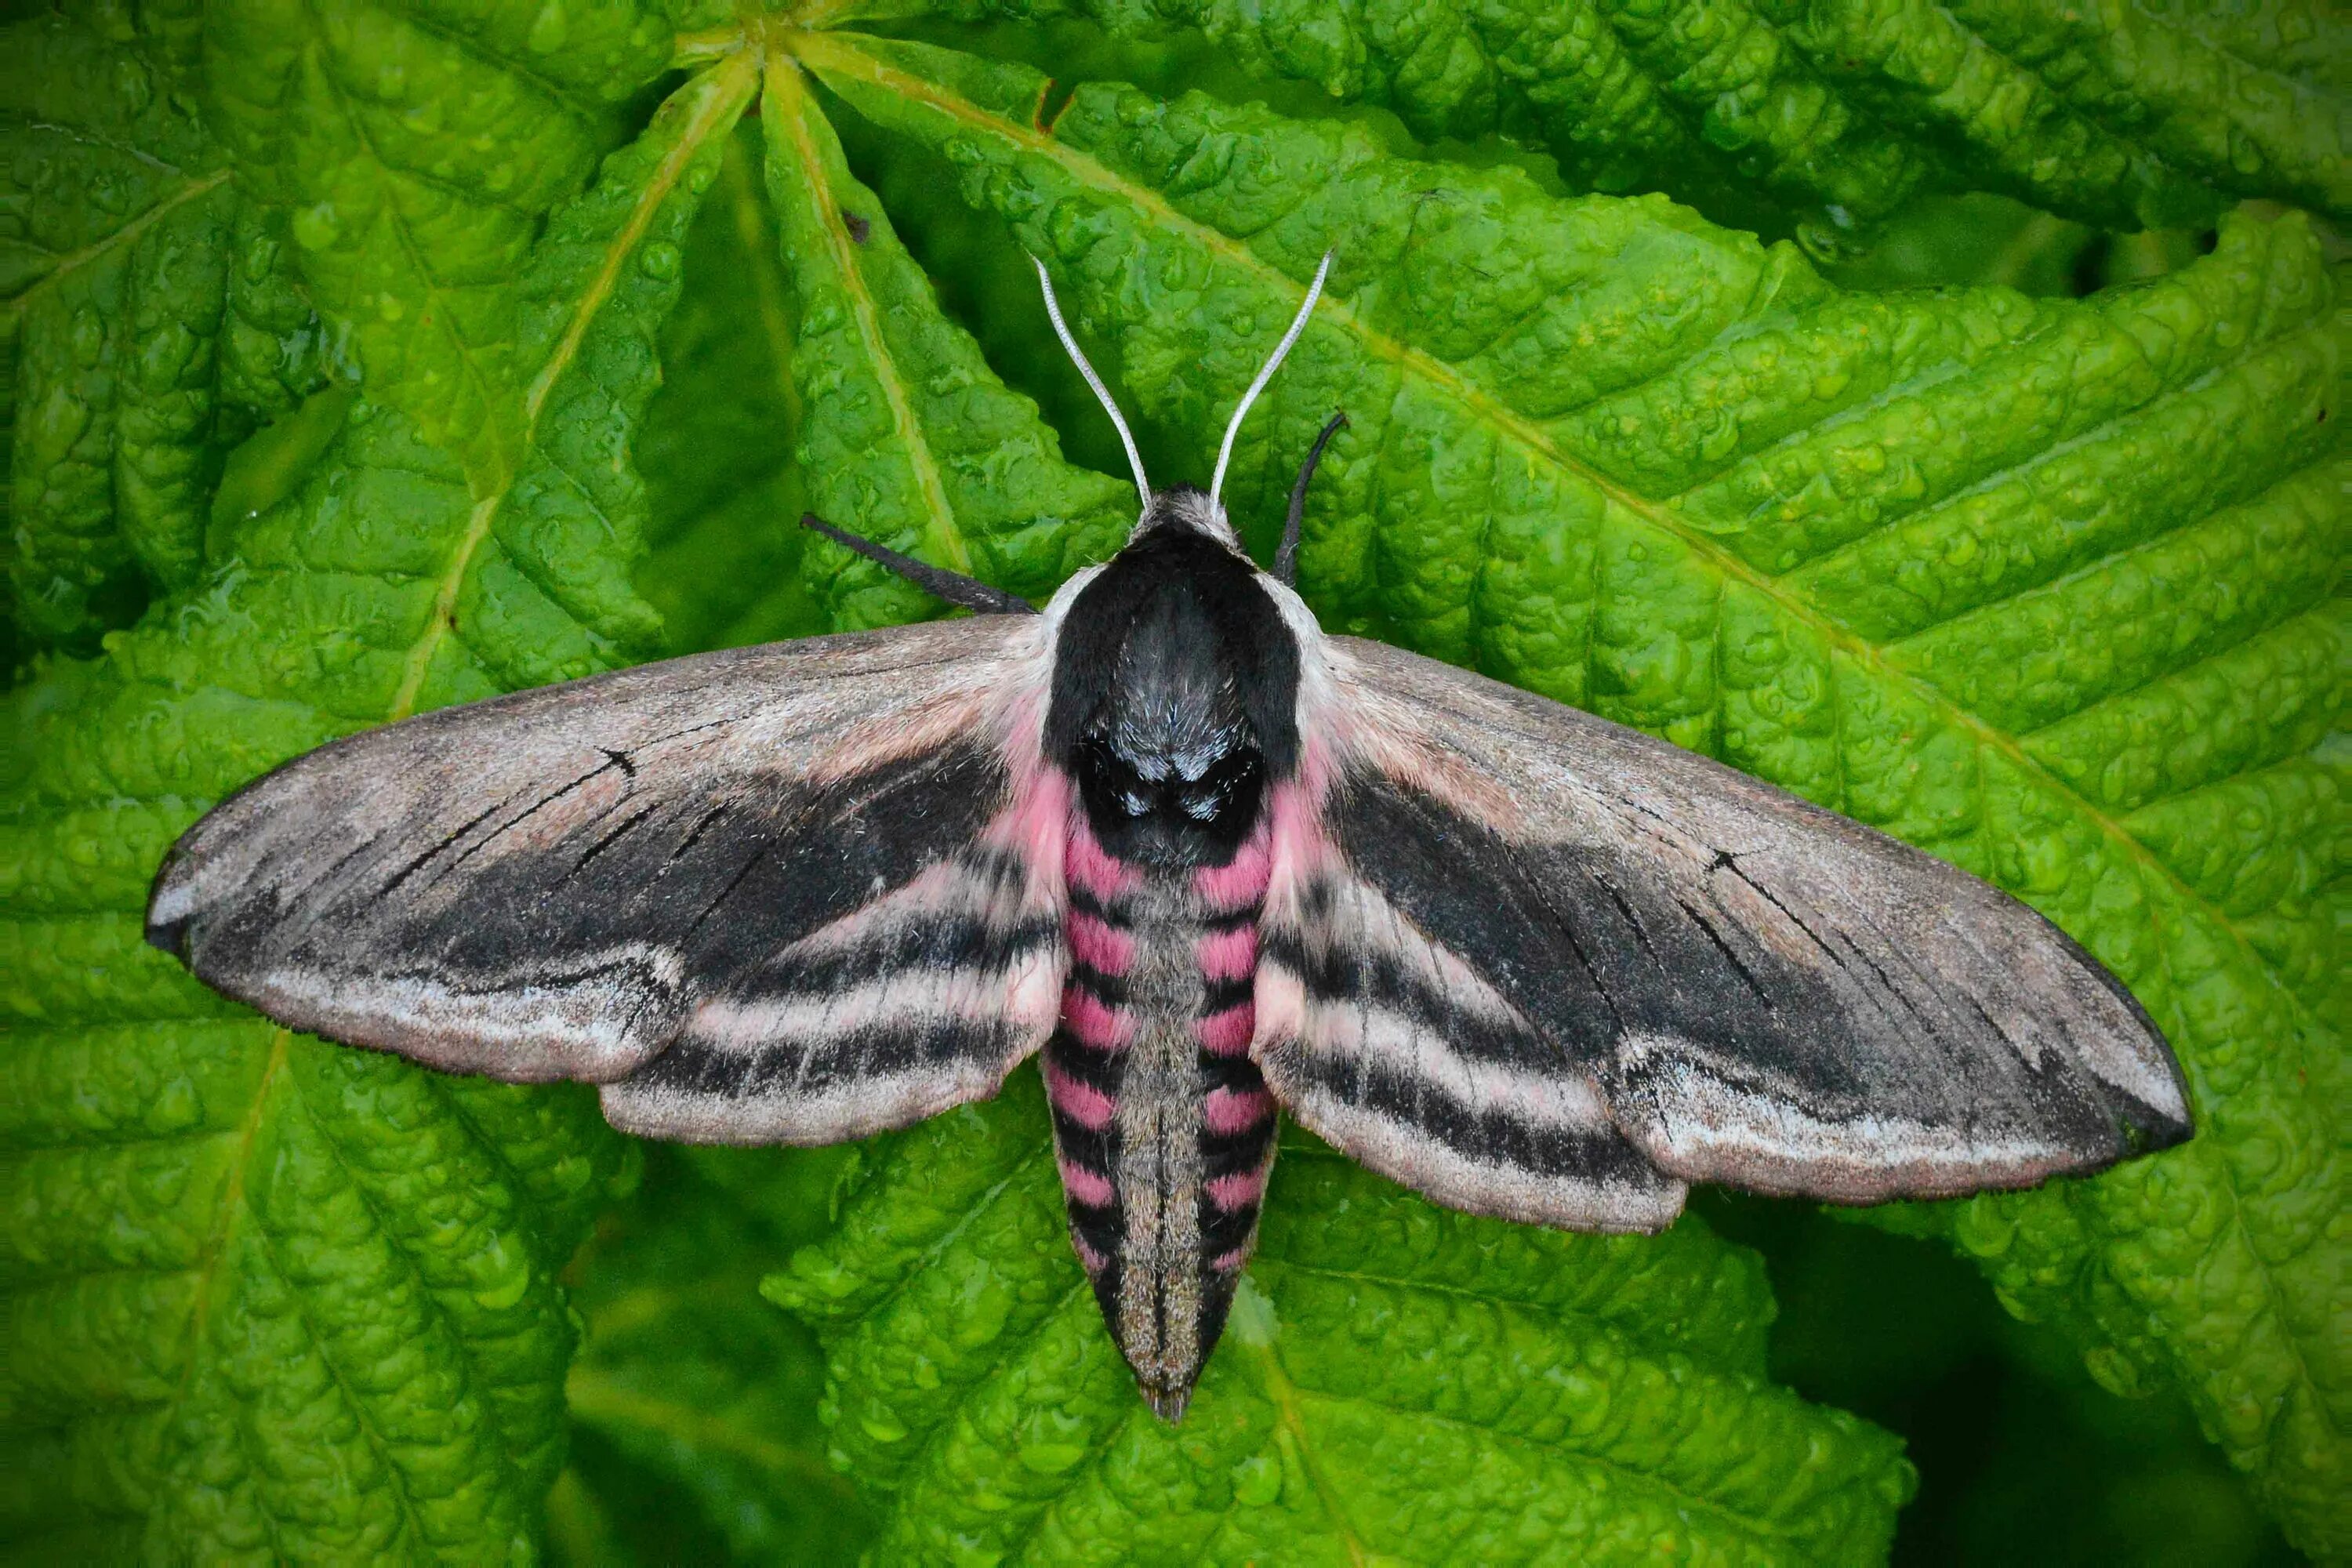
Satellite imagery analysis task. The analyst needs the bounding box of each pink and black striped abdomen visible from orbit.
[1044,818,1277,1420]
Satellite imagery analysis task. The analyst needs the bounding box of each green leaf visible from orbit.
[764,1071,1910,1563]
[797,34,2345,1554]
[3,5,331,647]
[761,51,1132,630]
[910,0,2348,248]
[2,50,749,1559]
[633,122,822,655]
[550,1147,873,1566]
[202,0,674,488]
[1739,1204,2304,1567]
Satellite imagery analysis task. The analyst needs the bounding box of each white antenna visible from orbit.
[1032,255,1151,508]
[1209,249,1333,513]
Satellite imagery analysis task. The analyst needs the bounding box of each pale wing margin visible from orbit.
[147,618,1071,1145]
[1297,635,2191,1207]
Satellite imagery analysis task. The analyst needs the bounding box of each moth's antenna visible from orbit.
[1209,249,1334,514]
[1032,255,1151,507]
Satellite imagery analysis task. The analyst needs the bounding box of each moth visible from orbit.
[148,252,2193,1421]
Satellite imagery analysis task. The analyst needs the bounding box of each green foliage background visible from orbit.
[3,0,2342,1562]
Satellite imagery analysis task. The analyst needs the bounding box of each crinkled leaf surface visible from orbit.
[767,1073,1910,1564]
[7,4,2343,1563]
[901,0,2350,249]
[633,121,821,656]
[3,6,332,647]
[2,31,747,1561]
[760,52,1133,629]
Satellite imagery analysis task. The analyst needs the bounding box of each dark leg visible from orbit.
[800,514,1036,615]
[1275,411,1348,587]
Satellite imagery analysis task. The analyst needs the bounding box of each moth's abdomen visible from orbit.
[1044,816,1276,1421]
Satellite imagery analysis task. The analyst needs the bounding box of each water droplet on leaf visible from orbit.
[527,0,569,53]
[291,203,339,251]
[1231,1453,1283,1505]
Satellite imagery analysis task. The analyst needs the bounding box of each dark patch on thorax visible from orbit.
[1048,497,1298,869]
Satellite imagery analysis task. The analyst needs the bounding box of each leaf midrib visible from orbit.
[241,1119,441,1558]
[787,36,2344,1499]
[765,48,975,578]
[167,1026,289,1504]
[1230,1301,1370,1566]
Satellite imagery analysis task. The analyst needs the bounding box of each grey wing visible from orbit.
[1261,634,2190,1212]
[147,618,1069,1145]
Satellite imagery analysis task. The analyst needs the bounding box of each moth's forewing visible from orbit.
[147,618,1073,1144]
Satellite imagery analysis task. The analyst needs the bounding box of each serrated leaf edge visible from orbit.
[1223,1279,1370,1564]
[69,55,758,1551]
[787,36,2341,1536]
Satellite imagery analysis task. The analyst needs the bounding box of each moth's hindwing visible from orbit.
[1254,631,2191,1213]
[147,618,1070,1144]
[1254,771,1689,1233]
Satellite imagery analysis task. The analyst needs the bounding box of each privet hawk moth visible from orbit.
[147,253,2192,1421]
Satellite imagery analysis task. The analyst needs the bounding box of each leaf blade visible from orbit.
[760,49,1132,631]
[554,1148,873,1566]
[3,7,327,646]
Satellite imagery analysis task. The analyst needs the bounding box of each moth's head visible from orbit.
[1031,250,1334,565]
[1131,484,1241,551]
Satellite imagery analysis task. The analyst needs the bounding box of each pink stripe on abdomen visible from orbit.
[1062,987,1135,1051]
[1196,924,1255,982]
[1206,1168,1268,1210]
[1191,822,1272,912]
[1070,909,1134,975]
[1203,1085,1273,1135]
[1066,815,1140,902]
[1044,1061,1116,1130]
[1059,1156,1116,1208]
[1194,1003,1255,1057]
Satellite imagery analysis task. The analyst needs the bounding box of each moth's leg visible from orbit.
[1275,411,1349,586]
[800,514,1036,615]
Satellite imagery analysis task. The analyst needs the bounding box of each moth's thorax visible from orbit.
[1045,811,1278,1421]
[1045,489,1303,873]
